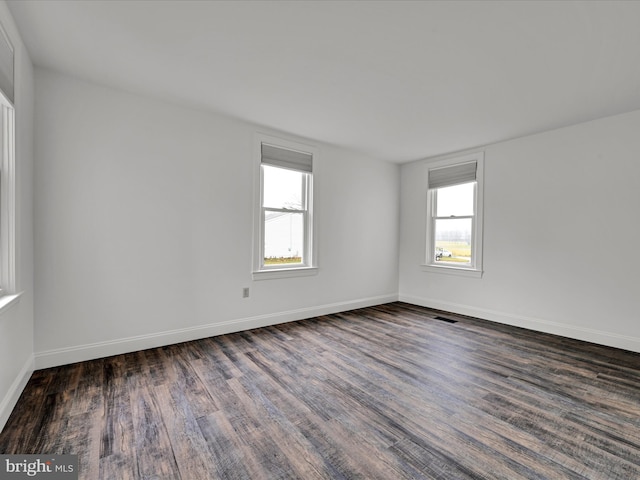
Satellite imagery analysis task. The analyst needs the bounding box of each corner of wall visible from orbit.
[0,353,33,433]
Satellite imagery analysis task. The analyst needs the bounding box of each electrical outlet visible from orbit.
[242,287,250,298]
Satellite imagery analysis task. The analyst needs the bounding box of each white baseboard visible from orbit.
[35,294,399,369]
[399,294,640,353]
[0,354,34,433]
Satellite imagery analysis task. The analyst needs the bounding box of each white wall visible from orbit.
[34,68,400,368]
[399,109,640,352]
[0,1,35,431]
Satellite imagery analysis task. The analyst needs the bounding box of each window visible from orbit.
[253,135,317,279]
[0,21,15,302]
[0,88,15,297]
[424,152,484,277]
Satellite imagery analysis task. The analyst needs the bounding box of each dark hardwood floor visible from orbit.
[1,302,639,479]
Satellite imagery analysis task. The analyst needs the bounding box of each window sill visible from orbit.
[252,267,318,281]
[0,291,22,316]
[421,264,483,278]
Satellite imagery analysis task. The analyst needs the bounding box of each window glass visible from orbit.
[263,165,305,210]
[435,182,474,217]
[434,217,472,265]
[264,211,304,265]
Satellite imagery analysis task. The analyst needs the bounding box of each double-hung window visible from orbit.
[424,152,484,277]
[253,135,317,279]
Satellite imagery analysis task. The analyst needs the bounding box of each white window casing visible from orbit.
[0,84,20,313]
[423,152,484,278]
[253,134,318,280]
[0,22,20,314]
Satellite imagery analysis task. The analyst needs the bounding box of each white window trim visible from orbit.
[252,133,318,281]
[422,151,484,278]
[0,24,21,316]
[0,90,16,295]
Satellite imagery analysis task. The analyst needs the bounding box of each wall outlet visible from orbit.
[242,287,250,298]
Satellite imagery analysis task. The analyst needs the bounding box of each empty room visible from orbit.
[0,1,639,478]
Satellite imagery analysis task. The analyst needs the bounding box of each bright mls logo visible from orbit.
[0,455,77,479]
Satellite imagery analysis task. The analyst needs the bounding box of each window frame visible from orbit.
[252,134,318,280]
[0,89,15,295]
[423,152,484,278]
[260,164,310,269]
[0,21,20,314]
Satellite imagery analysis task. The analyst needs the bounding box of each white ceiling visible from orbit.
[7,0,640,163]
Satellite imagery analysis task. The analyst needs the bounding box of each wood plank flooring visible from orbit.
[1,302,639,479]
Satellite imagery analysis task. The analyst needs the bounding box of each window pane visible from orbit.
[263,165,305,210]
[435,218,472,264]
[264,211,304,265]
[435,182,474,217]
